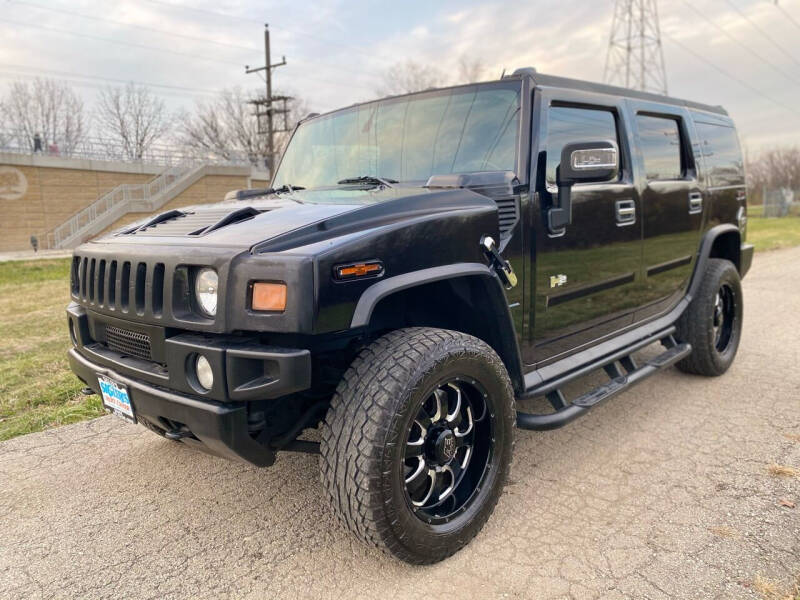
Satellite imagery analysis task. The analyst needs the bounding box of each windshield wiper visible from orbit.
[337,175,397,188]
[272,184,305,194]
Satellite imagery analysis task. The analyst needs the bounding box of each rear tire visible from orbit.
[676,258,743,376]
[320,327,515,564]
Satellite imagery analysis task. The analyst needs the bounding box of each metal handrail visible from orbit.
[0,129,262,168]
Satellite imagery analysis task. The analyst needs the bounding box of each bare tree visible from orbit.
[746,146,800,198]
[376,60,446,96]
[0,78,86,154]
[178,87,308,167]
[456,55,486,84]
[375,56,488,98]
[96,83,170,160]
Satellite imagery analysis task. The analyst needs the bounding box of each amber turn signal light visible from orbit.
[251,282,287,312]
[334,261,384,280]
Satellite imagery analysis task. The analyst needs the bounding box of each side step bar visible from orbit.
[516,329,691,431]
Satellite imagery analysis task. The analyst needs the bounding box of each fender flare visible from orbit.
[687,224,742,301]
[350,262,525,393]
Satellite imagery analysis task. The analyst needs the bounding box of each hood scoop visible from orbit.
[121,206,267,237]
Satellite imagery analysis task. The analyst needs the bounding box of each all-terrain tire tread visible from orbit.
[676,258,742,376]
[319,327,514,564]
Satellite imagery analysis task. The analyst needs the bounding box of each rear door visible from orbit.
[628,102,704,319]
[526,89,641,365]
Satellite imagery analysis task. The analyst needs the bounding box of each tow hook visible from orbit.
[480,235,518,289]
[164,429,193,441]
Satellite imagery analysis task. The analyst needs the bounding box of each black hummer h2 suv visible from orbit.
[67,68,753,564]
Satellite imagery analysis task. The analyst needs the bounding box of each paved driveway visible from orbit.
[1,248,799,599]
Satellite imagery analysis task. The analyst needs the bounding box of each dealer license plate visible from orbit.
[98,376,136,424]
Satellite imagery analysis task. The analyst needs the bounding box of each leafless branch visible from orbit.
[0,78,86,155]
[95,83,171,160]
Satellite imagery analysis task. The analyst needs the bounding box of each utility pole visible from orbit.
[246,24,291,178]
[604,0,668,95]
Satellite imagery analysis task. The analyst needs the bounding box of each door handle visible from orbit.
[689,192,703,214]
[615,199,636,225]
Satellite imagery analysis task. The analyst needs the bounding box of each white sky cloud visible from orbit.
[1,0,798,150]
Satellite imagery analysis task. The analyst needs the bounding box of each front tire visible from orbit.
[676,258,743,376]
[320,327,515,564]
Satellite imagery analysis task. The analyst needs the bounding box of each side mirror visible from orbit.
[548,140,619,234]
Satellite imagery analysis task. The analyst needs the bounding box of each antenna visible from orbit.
[604,0,668,95]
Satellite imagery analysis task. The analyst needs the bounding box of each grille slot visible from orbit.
[72,255,168,319]
[105,326,153,361]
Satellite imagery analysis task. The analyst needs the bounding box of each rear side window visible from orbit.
[693,121,744,188]
[637,115,683,181]
[546,106,618,186]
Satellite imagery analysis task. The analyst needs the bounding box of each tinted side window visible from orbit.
[546,106,618,186]
[637,115,683,181]
[693,121,744,188]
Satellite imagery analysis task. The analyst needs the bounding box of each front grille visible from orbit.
[72,256,166,317]
[105,326,153,361]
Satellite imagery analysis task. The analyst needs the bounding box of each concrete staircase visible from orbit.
[45,163,207,249]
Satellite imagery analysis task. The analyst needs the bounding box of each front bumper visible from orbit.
[70,349,277,466]
[67,304,313,466]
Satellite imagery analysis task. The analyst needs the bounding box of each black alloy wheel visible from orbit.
[403,378,493,524]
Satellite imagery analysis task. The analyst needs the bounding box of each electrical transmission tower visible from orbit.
[604,0,668,95]
[246,24,291,177]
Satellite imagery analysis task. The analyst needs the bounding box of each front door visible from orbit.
[526,92,642,365]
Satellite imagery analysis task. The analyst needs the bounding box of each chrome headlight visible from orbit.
[195,268,218,317]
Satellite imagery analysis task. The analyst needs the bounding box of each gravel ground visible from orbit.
[1,247,798,600]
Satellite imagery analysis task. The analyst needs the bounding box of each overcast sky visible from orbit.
[1,0,799,151]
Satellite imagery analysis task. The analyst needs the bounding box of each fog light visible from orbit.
[195,355,214,390]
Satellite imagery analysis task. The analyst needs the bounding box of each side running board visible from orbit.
[516,328,691,431]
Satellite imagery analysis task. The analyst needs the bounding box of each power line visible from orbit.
[722,0,800,69]
[139,0,400,66]
[0,17,380,93]
[773,0,800,32]
[8,0,262,53]
[0,17,248,66]
[679,0,800,87]
[0,63,222,96]
[662,32,798,117]
[9,0,387,82]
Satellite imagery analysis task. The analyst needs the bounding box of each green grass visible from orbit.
[747,216,800,252]
[0,258,104,442]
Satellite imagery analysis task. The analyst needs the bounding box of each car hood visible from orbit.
[90,185,498,253]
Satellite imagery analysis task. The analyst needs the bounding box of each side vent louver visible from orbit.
[425,170,520,239]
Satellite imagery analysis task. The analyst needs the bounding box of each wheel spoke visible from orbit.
[411,469,436,507]
[460,444,473,470]
[431,388,447,422]
[435,466,455,502]
[454,406,473,437]
[445,383,462,422]
[405,439,424,458]
[405,456,427,485]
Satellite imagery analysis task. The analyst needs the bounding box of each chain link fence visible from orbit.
[757,187,800,218]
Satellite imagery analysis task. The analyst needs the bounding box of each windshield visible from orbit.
[273,82,521,190]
